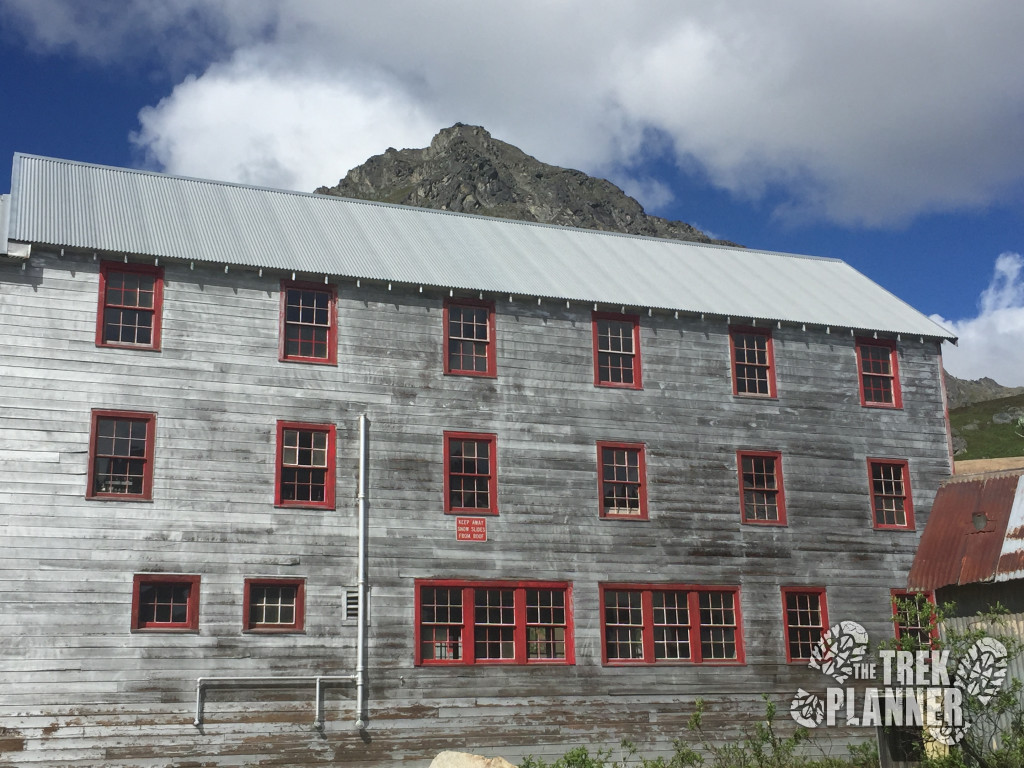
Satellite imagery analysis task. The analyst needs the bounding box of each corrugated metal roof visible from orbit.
[908,472,1024,591]
[0,193,9,253]
[7,153,955,339]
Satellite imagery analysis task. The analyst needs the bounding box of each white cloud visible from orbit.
[131,49,442,191]
[5,1,1024,224]
[615,177,676,213]
[933,253,1024,387]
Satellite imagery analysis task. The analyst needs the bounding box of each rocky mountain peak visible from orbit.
[315,123,736,246]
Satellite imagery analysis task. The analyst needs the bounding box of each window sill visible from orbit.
[444,370,498,379]
[279,357,337,366]
[131,627,199,634]
[87,495,154,502]
[242,628,305,634]
[96,343,162,352]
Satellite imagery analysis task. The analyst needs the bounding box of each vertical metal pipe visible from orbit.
[355,414,368,729]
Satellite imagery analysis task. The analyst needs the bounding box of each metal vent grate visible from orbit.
[343,588,360,622]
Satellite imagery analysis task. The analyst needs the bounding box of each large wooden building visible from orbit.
[0,153,955,766]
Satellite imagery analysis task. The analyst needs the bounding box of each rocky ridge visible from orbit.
[315,123,736,245]
[945,375,1024,409]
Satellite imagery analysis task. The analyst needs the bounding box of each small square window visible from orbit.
[279,281,337,364]
[444,432,498,515]
[781,588,828,663]
[856,338,902,408]
[416,580,573,665]
[275,422,336,508]
[96,262,164,350]
[592,312,642,389]
[738,451,786,525]
[869,459,914,530]
[244,579,305,632]
[730,326,776,397]
[132,574,199,632]
[87,410,156,500]
[597,442,648,519]
[600,585,743,665]
[444,299,496,377]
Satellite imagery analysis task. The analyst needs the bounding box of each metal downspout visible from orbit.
[355,414,368,729]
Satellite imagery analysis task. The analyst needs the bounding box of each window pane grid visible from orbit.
[596,319,636,385]
[249,585,298,626]
[601,446,643,516]
[281,428,329,503]
[741,455,780,521]
[93,417,149,495]
[604,590,644,660]
[653,591,691,660]
[139,582,191,625]
[526,589,567,660]
[698,591,738,660]
[785,592,824,660]
[419,583,570,665]
[603,588,739,663]
[861,345,895,404]
[284,288,331,360]
[872,463,908,526]
[448,438,492,510]
[448,305,491,373]
[895,593,935,647]
[420,587,464,661]
[474,589,516,660]
[733,332,771,395]
[103,271,156,345]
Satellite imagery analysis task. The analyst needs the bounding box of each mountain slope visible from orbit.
[315,123,736,245]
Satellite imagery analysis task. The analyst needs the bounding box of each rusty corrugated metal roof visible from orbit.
[7,153,956,340]
[908,472,1024,591]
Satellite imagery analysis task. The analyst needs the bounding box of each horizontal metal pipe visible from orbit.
[193,675,356,727]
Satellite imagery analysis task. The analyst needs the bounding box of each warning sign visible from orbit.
[456,517,487,542]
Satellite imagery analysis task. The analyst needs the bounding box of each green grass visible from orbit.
[949,392,1024,460]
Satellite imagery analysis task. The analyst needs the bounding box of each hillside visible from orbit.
[949,392,1024,460]
[315,123,737,245]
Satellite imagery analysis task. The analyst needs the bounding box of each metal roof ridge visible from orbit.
[11,152,845,262]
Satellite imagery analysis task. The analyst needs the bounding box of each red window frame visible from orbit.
[131,573,200,632]
[443,298,496,377]
[87,409,156,500]
[243,578,305,632]
[592,312,643,389]
[279,281,338,365]
[891,589,938,649]
[729,326,776,397]
[414,580,574,665]
[275,422,336,509]
[597,441,648,520]
[96,261,164,351]
[443,431,498,515]
[737,451,786,525]
[868,459,914,530]
[599,584,744,665]
[781,587,829,663]
[856,338,902,408]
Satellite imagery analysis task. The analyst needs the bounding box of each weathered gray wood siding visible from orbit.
[0,248,952,766]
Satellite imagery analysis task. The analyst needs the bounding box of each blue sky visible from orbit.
[2,1,1023,385]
